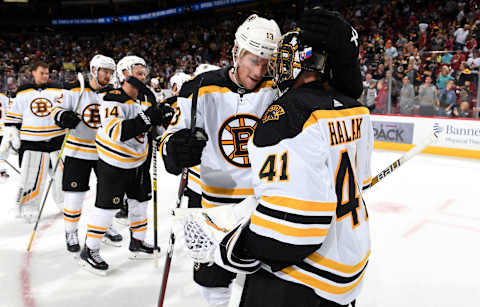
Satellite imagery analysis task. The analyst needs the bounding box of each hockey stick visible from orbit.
[158,77,204,307]
[152,137,159,268]
[27,72,85,252]
[1,158,20,174]
[364,131,440,190]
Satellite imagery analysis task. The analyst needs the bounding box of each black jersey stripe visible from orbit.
[202,193,244,204]
[296,260,368,284]
[256,204,333,225]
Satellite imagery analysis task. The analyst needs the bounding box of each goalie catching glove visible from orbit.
[175,196,258,267]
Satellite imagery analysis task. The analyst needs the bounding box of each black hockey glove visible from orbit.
[298,8,363,99]
[55,110,81,129]
[298,8,359,64]
[166,128,208,169]
[144,104,175,128]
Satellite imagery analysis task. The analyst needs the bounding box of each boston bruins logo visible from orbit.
[82,103,101,129]
[262,104,285,123]
[30,98,53,117]
[218,114,259,168]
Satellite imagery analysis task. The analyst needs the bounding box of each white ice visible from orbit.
[0,149,479,307]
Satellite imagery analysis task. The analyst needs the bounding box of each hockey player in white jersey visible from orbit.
[161,14,281,306]
[0,92,11,181]
[80,56,173,273]
[181,9,372,307]
[51,55,123,253]
[0,61,66,223]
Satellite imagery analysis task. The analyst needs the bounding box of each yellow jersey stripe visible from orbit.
[7,111,23,117]
[362,177,372,185]
[96,145,147,163]
[251,214,329,238]
[303,107,369,131]
[261,196,336,212]
[65,144,97,154]
[96,135,146,157]
[64,208,81,214]
[22,125,62,130]
[130,219,148,226]
[21,131,65,137]
[68,135,95,144]
[307,250,370,275]
[281,266,366,295]
[201,199,218,208]
[203,184,254,196]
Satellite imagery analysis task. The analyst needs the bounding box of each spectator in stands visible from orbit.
[364,79,377,112]
[436,65,454,90]
[451,49,466,71]
[417,76,438,116]
[437,80,457,116]
[385,40,398,58]
[453,101,471,117]
[466,49,480,69]
[457,62,477,86]
[454,24,470,50]
[441,49,453,64]
[373,63,386,81]
[374,78,388,114]
[399,75,416,115]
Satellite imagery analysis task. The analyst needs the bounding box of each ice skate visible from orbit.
[102,226,123,247]
[65,229,80,253]
[129,232,160,260]
[79,244,109,276]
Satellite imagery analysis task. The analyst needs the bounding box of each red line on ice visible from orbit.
[20,212,62,307]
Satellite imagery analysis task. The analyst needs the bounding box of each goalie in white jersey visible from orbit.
[0,61,66,223]
[51,55,123,253]
[178,8,371,307]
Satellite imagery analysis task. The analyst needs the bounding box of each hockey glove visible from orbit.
[298,8,359,64]
[0,126,20,160]
[166,128,208,169]
[175,196,258,265]
[55,110,81,129]
[144,104,175,128]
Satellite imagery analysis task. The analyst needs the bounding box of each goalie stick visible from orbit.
[27,72,85,252]
[158,76,204,307]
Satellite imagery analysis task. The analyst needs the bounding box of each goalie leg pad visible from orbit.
[18,151,49,222]
[128,199,148,241]
[64,191,86,232]
[49,151,64,210]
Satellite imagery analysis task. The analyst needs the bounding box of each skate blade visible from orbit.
[129,251,155,260]
[102,238,122,247]
[78,259,109,276]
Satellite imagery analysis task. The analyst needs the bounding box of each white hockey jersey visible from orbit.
[95,88,149,169]
[5,84,66,141]
[161,68,276,208]
[51,82,105,160]
[0,92,9,137]
[245,85,373,305]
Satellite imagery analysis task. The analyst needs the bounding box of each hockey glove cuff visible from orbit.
[166,128,208,169]
[55,110,81,129]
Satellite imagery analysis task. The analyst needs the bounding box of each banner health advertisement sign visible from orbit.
[372,121,414,144]
[433,120,480,149]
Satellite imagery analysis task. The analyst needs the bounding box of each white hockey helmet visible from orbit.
[90,54,116,84]
[193,64,221,76]
[168,72,192,93]
[232,14,281,67]
[116,55,148,83]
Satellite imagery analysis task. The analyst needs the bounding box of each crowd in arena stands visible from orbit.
[1,0,479,118]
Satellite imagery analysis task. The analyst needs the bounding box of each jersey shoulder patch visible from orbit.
[254,84,360,147]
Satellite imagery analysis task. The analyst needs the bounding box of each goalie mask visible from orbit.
[269,29,328,96]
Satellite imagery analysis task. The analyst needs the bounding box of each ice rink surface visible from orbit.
[0,149,479,307]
